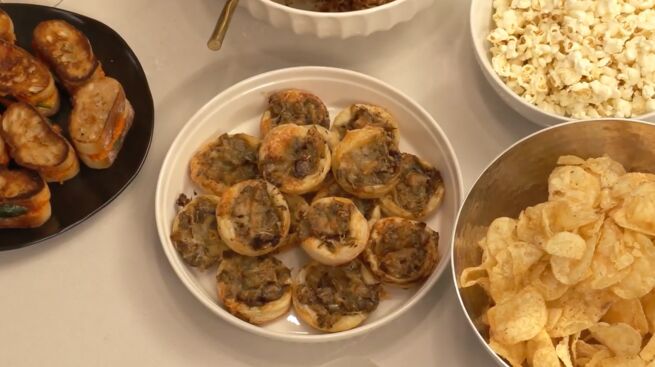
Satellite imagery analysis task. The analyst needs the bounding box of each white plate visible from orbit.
[155,66,463,342]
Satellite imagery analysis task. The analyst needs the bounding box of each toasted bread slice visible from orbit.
[0,168,51,228]
[0,40,60,116]
[1,102,79,182]
[69,77,134,169]
[0,9,15,44]
[32,20,104,93]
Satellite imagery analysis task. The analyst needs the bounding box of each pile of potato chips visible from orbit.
[460,155,655,367]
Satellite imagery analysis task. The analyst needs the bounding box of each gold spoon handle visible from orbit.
[207,0,240,51]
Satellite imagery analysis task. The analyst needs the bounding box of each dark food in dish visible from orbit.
[32,19,104,93]
[363,217,439,285]
[171,194,227,269]
[0,167,50,228]
[217,179,291,256]
[217,251,292,324]
[292,260,380,332]
[379,153,444,220]
[0,40,59,116]
[1,102,79,182]
[315,0,393,11]
[260,89,330,137]
[69,76,134,169]
[189,133,260,196]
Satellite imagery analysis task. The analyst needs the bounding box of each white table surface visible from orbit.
[0,0,540,365]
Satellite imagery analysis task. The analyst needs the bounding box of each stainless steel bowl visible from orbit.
[450,119,655,366]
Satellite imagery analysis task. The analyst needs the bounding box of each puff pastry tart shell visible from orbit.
[331,104,400,147]
[259,124,331,195]
[189,133,260,195]
[332,126,402,199]
[298,196,369,266]
[312,174,381,227]
[379,153,445,220]
[363,217,439,286]
[217,251,292,324]
[217,179,290,256]
[292,260,380,332]
[260,89,330,137]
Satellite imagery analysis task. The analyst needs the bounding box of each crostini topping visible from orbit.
[170,196,224,268]
[317,178,377,219]
[374,221,433,279]
[392,154,442,215]
[337,132,401,187]
[296,261,380,329]
[231,181,284,250]
[299,200,354,252]
[339,105,397,140]
[268,92,329,129]
[197,134,259,186]
[261,127,326,185]
[218,252,291,307]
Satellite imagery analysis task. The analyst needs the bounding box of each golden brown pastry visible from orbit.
[1,103,79,182]
[363,217,439,285]
[379,153,445,220]
[217,179,290,256]
[259,124,331,195]
[69,77,134,169]
[189,133,260,195]
[217,251,292,324]
[260,89,330,137]
[332,126,402,198]
[32,20,104,93]
[170,194,228,269]
[331,104,400,147]
[0,41,59,116]
[0,131,9,167]
[312,174,381,227]
[0,9,15,44]
[292,260,380,332]
[0,168,51,228]
[298,196,369,266]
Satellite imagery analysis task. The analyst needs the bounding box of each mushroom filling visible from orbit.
[337,133,401,187]
[171,195,224,268]
[299,201,354,252]
[268,93,329,129]
[197,134,259,186]
[231,182,284,250]
[261,128,325,184]
[392,154,442,214]
[374,221,433,279]
[338,105,397,140]
[318,179,377,218]
[296,262,380,328]
[218,252,291,308]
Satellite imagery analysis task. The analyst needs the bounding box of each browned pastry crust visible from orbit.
[260,89,330,137]
[0,9,16,44]
[0,168,51,228]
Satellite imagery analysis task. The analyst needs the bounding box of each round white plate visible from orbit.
[155,66,464,342]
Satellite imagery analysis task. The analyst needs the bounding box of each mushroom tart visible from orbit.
[217,179,291,256]
[332,126,402,199]
[292,260,380,332]
[298,196,369,266]
[189,133,260,195]
[331,104,400,147]
[279,193,310,250]
[260,89,330,137]
[259,124,331,195]
[363,217,439,286]
[170,194,227,269]
[217,251,292,324]
[313,174,381,227]
[379,153,445,220]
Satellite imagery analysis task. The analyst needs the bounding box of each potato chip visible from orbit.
[612,231,655,299]
[530,261,569,301]
[612,182,655,237]
[544,231,586,259]
[586,349,612,367]
[642,290,655,333]
[575,340,609,361]
[556,335,574,367]
[489,286,547,344]
[547,289,614,337]
[489,337,526,367]
[517,204,551,247]
[640,334,655,362]
[602,299,649,336]
[527,329,561,367]
[583,156,626,189]
[549,165,601,208]
[557,155,587,166]
[589,322,642,357]
[487,217,518,259]
[459,266,490,291]
[545,200,600,234]
[550,225,598,285]
[611,173,655,201]
[590,219,633,290]
[598,356,645,367]
[507,241,544,277]
[489,252,520,303]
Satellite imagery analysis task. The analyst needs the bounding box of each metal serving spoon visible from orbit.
[207,0,239,51]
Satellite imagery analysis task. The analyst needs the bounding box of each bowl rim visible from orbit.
[256,0,408,17]
[449,117,655,366]
[155,65,465,343]
[468,0,655,124]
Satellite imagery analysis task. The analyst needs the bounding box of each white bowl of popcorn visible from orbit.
[470,0,655,127]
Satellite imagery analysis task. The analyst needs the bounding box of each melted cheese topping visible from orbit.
[332,104,399,144]
[264,89,330,132]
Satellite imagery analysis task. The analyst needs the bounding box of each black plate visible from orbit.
[0,4,154,250]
